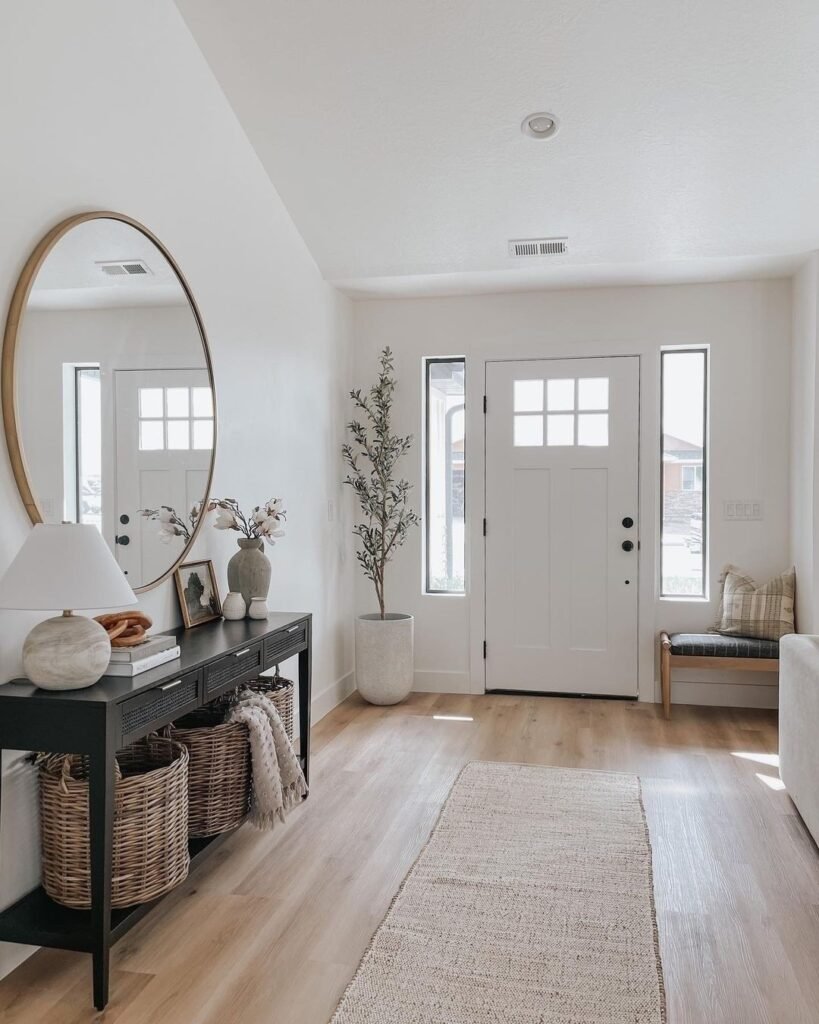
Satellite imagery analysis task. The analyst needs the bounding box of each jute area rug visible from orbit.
[331,761,665,1024]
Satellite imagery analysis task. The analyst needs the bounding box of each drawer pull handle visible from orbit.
[159,679,183,692]
[287,626,300,634]
[234,648,252,658]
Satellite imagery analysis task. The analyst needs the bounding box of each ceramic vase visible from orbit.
[248,597,269,620]
[355,613,414,705]
[227,538,271,608]
[222,591,246,621]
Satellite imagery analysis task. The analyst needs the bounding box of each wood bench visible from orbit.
[659,631,779,719]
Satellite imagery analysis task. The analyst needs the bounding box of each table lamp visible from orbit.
[0,523,137,689]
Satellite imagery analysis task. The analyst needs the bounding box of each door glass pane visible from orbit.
[192,419,214,450]
[192,386,214,417]
[514,414,543,447]
[578,377,609,410]
[546,413,574,446]
[166,387,189,418]
[139,387,163,418]
[661,349,707,597]
[577,413,609,446]
[139,419,164,451]
[514,379,543,412]
[166,419,190,450]
[547,378,574,411]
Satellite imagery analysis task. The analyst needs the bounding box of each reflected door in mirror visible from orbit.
[114,369,213,583]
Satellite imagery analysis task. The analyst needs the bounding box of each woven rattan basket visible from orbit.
[245,673,295,742]
[205,674,295,742]
[169,710,251,838]
[39,735,190,910]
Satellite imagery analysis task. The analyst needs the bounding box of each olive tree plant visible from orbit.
[342,347,419,619]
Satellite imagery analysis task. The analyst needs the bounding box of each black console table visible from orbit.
[0,613,311,1010]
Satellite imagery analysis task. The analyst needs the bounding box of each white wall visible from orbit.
[0,0,354,977]
[353,279,791,709]
[790,255,819,633]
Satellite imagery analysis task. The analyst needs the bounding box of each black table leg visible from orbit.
[89,713,116,1011]
[298,626,312,786]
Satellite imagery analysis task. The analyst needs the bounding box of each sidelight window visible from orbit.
[425,358,465,594]
[660,349,708,597]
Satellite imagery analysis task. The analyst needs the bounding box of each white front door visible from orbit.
[485,357,639,696]
[114,369,213,587]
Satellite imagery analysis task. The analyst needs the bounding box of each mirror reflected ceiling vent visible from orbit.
[96,259,152,277]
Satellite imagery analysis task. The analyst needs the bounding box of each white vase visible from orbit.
[223,592,246,620]
[355,613,414,705]
[248,597,269,620]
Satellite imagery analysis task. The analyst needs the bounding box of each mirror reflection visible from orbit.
[14,217,215,590]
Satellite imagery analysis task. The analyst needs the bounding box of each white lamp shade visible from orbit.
[0,523,137,611]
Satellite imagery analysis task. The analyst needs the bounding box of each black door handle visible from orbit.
[622,540,634,552]
[115,535,130,546]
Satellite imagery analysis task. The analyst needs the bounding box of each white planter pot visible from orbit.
[355,613,414,705]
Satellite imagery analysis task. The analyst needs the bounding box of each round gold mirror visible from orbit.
[2,212,216,592]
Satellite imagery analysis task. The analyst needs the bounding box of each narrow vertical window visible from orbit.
[75,366,102,531]
[425,358,465,593]
[661,349,708,597]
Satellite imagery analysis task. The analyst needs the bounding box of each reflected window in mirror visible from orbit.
[73,365,102,530]
[138,385,214,452]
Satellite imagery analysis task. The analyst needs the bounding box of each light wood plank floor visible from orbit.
[1,693,818,1024]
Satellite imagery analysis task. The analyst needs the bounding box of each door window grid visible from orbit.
[138,386,214,452]
[514,377,609,447]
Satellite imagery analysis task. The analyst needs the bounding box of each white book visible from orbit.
[105,646,181,677]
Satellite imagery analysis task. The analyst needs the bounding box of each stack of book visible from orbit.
[106,634,181,676]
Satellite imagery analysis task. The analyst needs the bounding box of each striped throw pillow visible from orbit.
[714,565,796,641]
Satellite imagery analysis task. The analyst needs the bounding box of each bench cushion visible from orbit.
[669,633,779,659]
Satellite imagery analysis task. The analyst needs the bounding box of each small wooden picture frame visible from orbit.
[174,559,222,628]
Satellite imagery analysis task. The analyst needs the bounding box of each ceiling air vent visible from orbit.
[508,237,568,258]
[97,260,152,277]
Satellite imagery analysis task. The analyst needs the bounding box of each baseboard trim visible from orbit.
[411,670,471,694]
[310,670,357,724]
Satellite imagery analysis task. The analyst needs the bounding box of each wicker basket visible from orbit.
[202,673,295,742]
[39,735,190,910]
[245,673,295,742]
[169,710,251,838]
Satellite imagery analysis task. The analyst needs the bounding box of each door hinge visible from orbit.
[482,517,487,537]
[483,641,487,659]
[483,395,487,414]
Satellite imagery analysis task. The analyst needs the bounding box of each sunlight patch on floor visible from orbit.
[755,772,786,791]
[732,751,780,768]
[432,715,474,722]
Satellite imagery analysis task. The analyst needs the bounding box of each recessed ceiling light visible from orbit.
[521,112,559,140]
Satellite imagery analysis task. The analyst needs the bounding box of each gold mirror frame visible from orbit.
[1,211,217,593]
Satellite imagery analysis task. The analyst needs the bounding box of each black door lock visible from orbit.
[622,517,634,528]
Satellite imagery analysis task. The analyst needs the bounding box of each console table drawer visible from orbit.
[264,623,308,665]
[204,641,264,697]
[119,670,200,744]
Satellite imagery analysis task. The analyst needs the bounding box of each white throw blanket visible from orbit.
[228,691,308,829]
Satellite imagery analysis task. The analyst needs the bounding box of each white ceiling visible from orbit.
[176,0,819,296]
[29,219,187,310]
